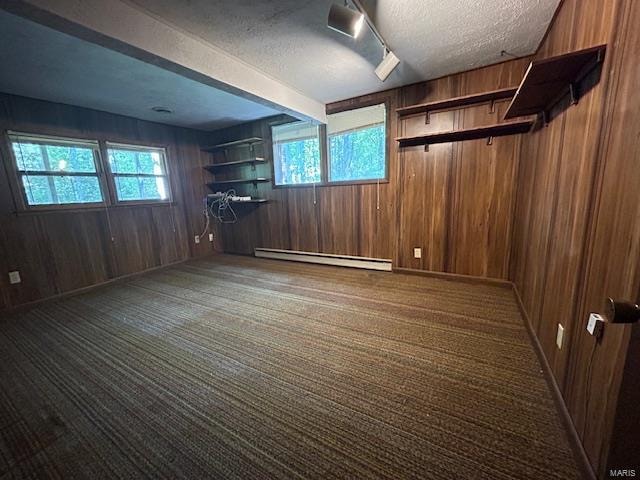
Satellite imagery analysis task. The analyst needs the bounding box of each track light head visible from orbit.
[375,51,400,81]
[328,3,365,38]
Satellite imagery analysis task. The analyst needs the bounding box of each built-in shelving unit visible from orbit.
[396,87,518,118]
[504,44,606,120]
[396,120,534,148]
[201,136,269,206]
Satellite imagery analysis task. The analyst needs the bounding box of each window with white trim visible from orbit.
[271,121,321,186]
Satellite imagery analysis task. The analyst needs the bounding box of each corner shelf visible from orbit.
[504,44,606,120]
[396,120,534,148]
[396,87,518,117]
[201,137,263,152]
[203,158,265,171]
[207,178,270,188]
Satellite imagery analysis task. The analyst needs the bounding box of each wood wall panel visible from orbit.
[213,61,530,279]
[0,94,213,311]
[509,0,640,475]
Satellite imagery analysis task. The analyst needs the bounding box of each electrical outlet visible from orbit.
[587,313,605,338]
[414,248,422,259]
[194,235,200,244]
[8,271,21,284]
[556,323,564,349]
[208,233,214,242]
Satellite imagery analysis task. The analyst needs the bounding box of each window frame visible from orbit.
[104,141,173,206]
[325,101,389,186]
[269,118,326,189]
[5,131,108,211]
[268,97,390,189]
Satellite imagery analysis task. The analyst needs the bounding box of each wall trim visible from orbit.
[255,248,392,271]
[394,267,513,288]
[0,257,191,316]
[511,283,597,480]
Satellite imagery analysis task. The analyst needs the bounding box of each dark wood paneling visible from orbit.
[509,0,640,476]
[0,94,213,310]
[213,61,530,279]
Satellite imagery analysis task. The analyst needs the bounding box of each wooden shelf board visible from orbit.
[396,87,518,117]
[207,178,270,187]
[202,137,263,152]
[396,120,534,148]
[203,158,265,170]
[504,45,606,119]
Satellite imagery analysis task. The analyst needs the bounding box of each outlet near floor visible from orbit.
[413,248,422,259]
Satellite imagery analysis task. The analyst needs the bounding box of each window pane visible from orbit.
[22,175,102,205]
[108,148,166,175]
[114,175,169,201]
[272,122,321,185]
[327,104,386,182]
[12,142,97,173]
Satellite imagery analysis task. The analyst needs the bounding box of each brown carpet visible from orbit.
[0,255,579,479]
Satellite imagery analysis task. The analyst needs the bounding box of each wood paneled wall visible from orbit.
[0,94,216,311]
[208,58,531,280]
[510,0,640,476]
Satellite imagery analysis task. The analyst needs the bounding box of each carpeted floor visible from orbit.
[0,255,579,479]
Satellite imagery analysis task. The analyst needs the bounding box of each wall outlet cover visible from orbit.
[194,235,200,244]
[556,323,564,349]
[587,313,605,338]
[208,233,214,242]
[414,248,422,259]
[8,271,21,284]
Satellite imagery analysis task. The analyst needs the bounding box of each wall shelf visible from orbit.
[202,137,263,152]
[207,178,270,188]
[203,158,265,171]
[396,120,534,148]
[504,45,606,120]
[396,87,518,117]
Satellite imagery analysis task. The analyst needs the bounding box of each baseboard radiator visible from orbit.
[254,248,392,271]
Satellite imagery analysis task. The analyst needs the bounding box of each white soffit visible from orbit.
[0,0,327,124]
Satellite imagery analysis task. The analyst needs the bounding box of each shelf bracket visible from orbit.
[542,110,550,127]
[424,144,429,153]
[487,136,493,146]
[569,83,578,105]
[489,100,496,114]
[425,111,430,125]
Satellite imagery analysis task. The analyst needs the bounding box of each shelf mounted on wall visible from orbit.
[395,120,534,149]
[504,44,607,124]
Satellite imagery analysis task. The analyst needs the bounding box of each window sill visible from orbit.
[272,179,389,189]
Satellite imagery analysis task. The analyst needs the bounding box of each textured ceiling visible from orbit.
[128,0,561,103]
[0,10,279,130]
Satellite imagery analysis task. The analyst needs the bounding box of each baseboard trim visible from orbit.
[511,284,597,480]
[393,267,513,288]
[255,248,392,271]
[1,257,191,316]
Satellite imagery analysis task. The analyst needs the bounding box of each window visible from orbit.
[9,133,104,206]
[327,103,386,182]
[271,121,321,186]
[106,143,171,202]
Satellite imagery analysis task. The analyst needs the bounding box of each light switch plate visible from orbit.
[587,313,605,338]
[556,323,564,349]
[414,248,422,259]
[8,271,21,284]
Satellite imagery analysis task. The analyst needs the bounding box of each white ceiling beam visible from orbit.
[0,0,327,124]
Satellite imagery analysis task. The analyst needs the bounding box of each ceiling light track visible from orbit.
[327,1,400,82]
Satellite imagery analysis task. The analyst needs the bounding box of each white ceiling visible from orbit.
[128,0,561,103]
[0,0,560,130]
[0,10,280,130]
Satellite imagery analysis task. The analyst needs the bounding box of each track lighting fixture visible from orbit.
[327,1,400,82]
[328,3,365,38]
